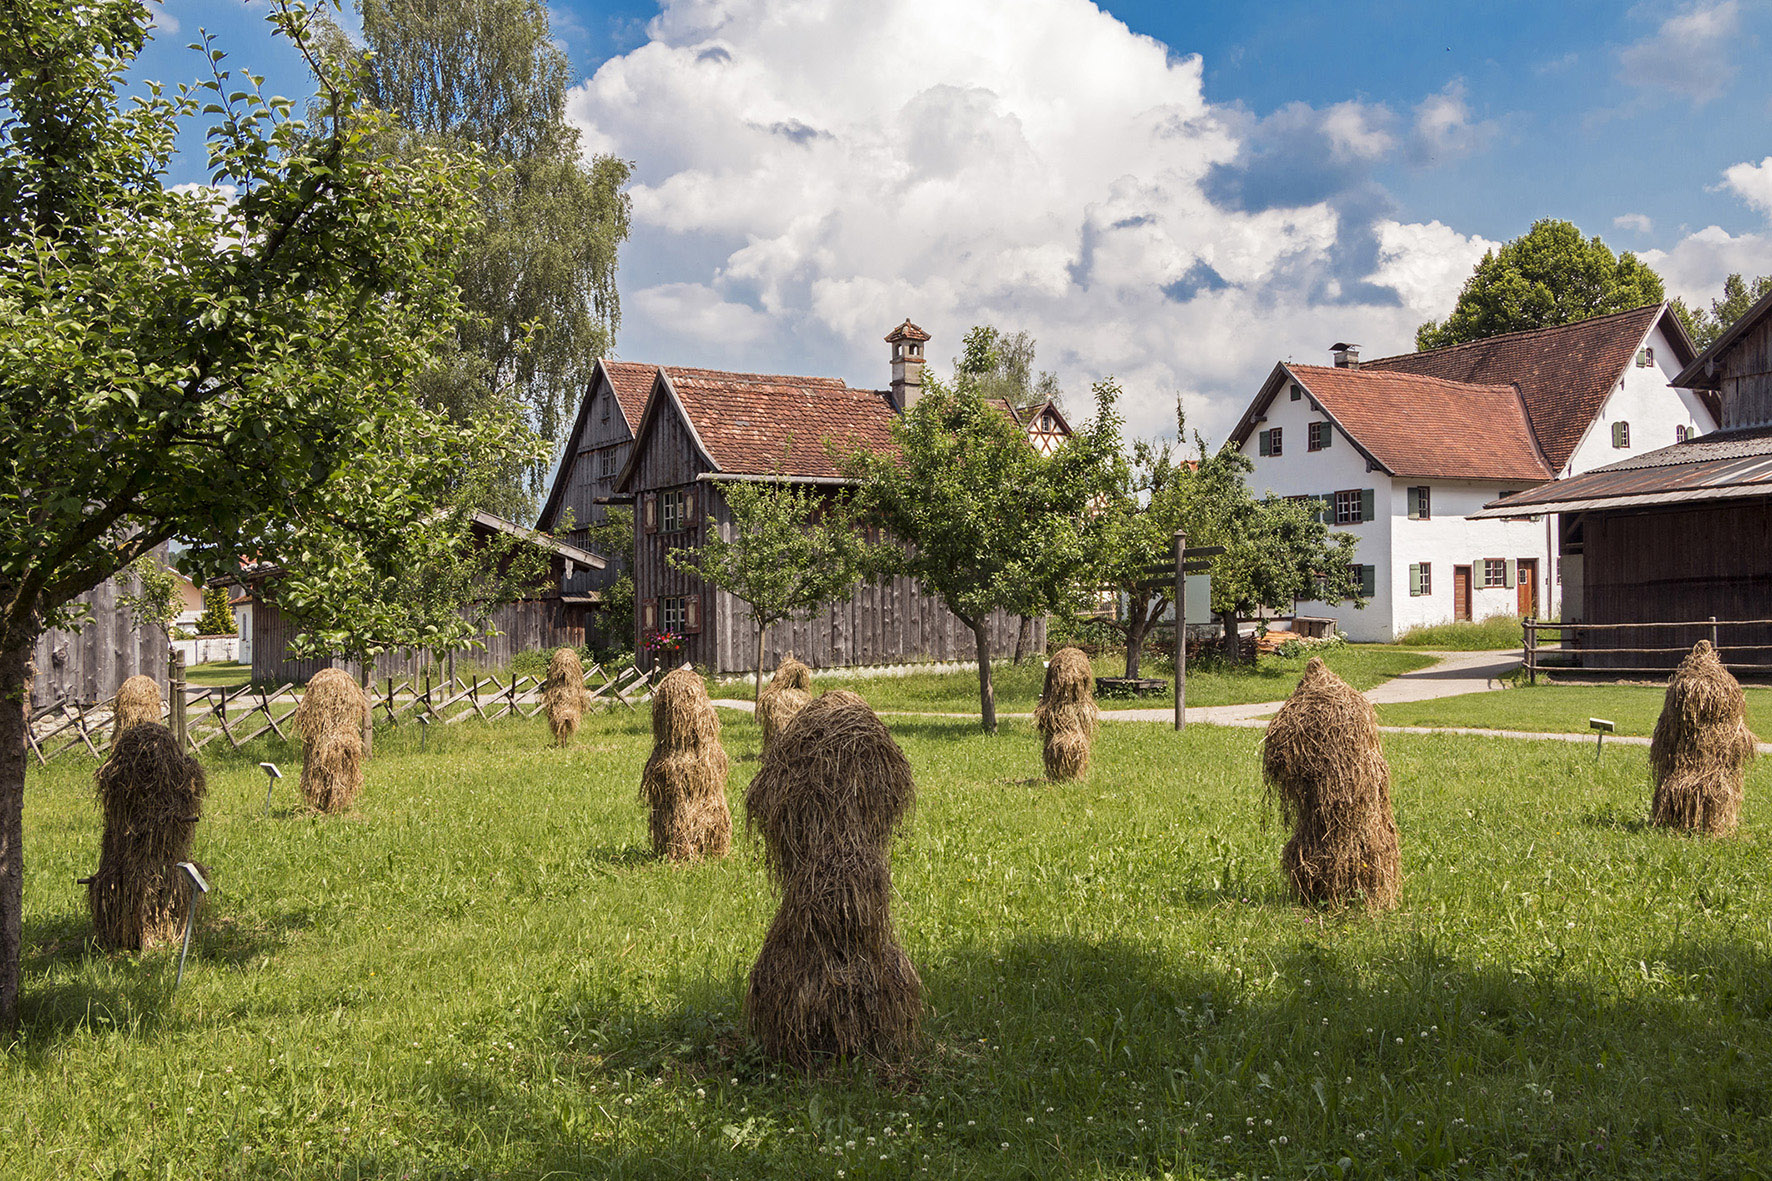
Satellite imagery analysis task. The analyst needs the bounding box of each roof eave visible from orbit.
[1672,286,1772,389]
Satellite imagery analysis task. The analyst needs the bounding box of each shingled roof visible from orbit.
[1281,364,1552,482]
[1361,303,1693,472]
[599,360,656,429]
[659,367,899,479]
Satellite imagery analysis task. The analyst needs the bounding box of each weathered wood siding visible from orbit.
[1581,500,1772,667]
[31,575,168,707]
[251,598,591,683]
[544,370,635,597]
[1718,316,1772,430]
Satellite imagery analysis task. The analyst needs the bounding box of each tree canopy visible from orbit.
[328,0,632,514]
[0,0,495,1024]
[1416,218,1666,350]
[1672,272,1772,349]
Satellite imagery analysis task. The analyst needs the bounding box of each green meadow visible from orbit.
[6,702,1771,1178]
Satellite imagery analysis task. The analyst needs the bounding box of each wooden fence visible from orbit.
[25,657,677,767]
[1522,616,1772,683]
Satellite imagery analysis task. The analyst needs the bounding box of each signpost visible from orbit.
[1128,539,1226,731]
[174,861,210,990]
[1589,717,1614,758]
[258,762,282,816]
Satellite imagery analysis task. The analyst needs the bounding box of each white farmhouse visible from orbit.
[1227,304,1716,641]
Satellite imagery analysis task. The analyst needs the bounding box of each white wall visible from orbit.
[1565,322,1718,475]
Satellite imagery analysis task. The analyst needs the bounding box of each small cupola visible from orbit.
[1331,342,1361,369]
[886,319,931,411]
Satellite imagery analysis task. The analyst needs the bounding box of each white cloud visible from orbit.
[1613,213,1654,234]
[1618,0,1741,105]
[148,2,180,34]
[569,0,1493,443]
[1720,156,1772,219]
[1408,82,1498,164]
[1640,225,1772,303]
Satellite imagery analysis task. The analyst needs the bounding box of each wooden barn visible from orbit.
[241,512,604,683]
[1476,289,1772,669]
[595,321,1067,674]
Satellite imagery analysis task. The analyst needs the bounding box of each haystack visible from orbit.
[87,722,207,950]
[1650,640,1757,835]
[1262,657,1400,909]
[756,654,813,756]
[1034,646,1098,780]
[744,689,921,1066]
[638,668,732,861]
[542,647,591,745]
[292,668,368,812]
[110,674,163,745]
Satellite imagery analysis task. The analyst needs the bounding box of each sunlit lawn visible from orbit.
[7,702,1772,1178]
[1376,683,1772,738]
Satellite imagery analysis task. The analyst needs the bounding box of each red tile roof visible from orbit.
[1361,304,1673,472]
[1288,364,1552,482]
[660,368,899,479]
[600,360,658,430]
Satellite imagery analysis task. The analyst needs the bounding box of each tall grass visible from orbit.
[1395,613,1526,650]
[7,710,1770,1178]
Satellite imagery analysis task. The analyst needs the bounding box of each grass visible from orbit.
[713,645,1436,714]
[1377,682,1772,738]
[7,705,1772,1178]
[183,661,252,689]
[1395,614,1526,651]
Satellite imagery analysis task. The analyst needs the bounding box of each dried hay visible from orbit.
[1262,657,1399,910]
[88,722,207,950]
[638,668,731,861]
[542,647,590,745]
[1650,640,1757,835]
[744,689,921,1066]
[756,654,813,756]
[292,668,368,812]
[110,674,163,745]
[1034,647,1098,780]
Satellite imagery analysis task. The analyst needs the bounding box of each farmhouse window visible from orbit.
[1290,383,1302,401]
[1612,421,1630,448]
[1482,558,1514,588]
[1308,421,1332,451]
[1258,427,1282,456]
[661,596,687,635]
[1349,563,1376,598]
[1407,486,1430,520]
[1636,347,1654,367]
[598,447,619,478]
[660,488,696,533]
[1410,563,1431,596]
[1334,488,1374,525]
[1676,424,1689,443]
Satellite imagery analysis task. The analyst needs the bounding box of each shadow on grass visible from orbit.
[428,930,1772,1180]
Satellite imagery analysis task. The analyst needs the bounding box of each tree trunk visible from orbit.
[755,621,767,704]
[971,620,997,734]
[0,636,32,1027]
[1124,603,1151,678]
[1012,615,1036,665]
[1218,609,1242,664]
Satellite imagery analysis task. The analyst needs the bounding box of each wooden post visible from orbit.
[1524,617,1536,686]
[169,649,188,751]
[1710,615,1719,652]
[1174,530,1186,732]
[385,677,396,726]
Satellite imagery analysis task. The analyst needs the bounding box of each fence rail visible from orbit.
[25,657,677,768]
[1522,616,1772,683]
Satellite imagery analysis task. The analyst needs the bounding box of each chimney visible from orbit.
[1330,342,1361,369]
[886,319,931,411]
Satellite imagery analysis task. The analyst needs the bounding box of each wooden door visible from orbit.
[1516,559,1538,618]
[1453,565,1472,621]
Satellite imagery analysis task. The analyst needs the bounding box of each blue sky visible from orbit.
[137,0,1772,442]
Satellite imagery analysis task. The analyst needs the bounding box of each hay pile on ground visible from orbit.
[744,689,921,1066]
[1650,640,1757,835]
[87,722,207,950]
[638,668,732,861]
[756,654,813,755]
[292,668,368,812]
[542,647,591,746]
[1262,657,1400,909]
[110,674,163,745]
[1034,646,1098,780]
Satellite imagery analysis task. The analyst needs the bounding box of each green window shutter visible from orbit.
[1361,565,1377,598]
[1361,488,1376,522]
[1503,558,1516,588]
[1406,486,1419,520]
[1258,430,1270,457]
[1317,497,1332,525]
[1409,563,1422,596]
[1321,422,1331,448]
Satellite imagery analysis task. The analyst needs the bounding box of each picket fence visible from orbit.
[25,659,678,767]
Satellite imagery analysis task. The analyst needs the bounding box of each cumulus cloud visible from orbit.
[1720,156,1772,219]
[569,0,1495,442]
[1613,213,1654,234]
[1641,225,1772,304]
[1407,82,1498,165]
[1618,0,1741,105]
